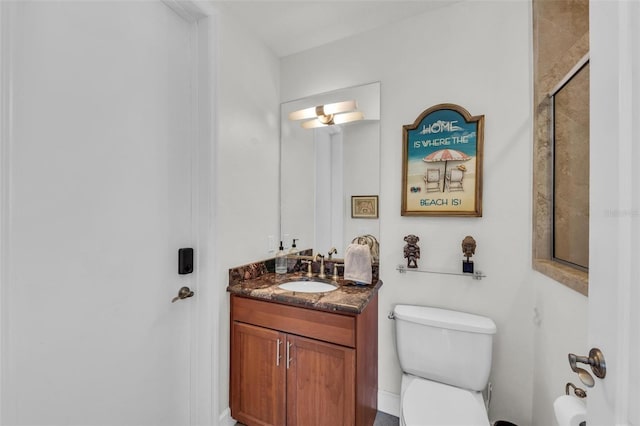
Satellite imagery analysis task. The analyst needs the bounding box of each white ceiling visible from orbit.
[211,1,455,57]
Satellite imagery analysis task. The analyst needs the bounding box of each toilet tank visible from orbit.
[393,304,496,392]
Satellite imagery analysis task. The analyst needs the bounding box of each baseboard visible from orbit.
[377,389,400,418]
[218,407,235,426]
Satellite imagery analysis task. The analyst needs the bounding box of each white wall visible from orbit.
[531,274,587,426]
[281,2,537,424]
[212,7,282,419]
[343,121,381,248]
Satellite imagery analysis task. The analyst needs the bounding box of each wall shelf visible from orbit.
[396,264,486,280]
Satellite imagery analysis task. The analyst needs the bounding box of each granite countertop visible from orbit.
[227,272,383,314]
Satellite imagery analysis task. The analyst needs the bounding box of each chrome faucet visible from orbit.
[332,263,343,281]
[314,253,326,279]
[301,260,313,278]
[327,247,337,259]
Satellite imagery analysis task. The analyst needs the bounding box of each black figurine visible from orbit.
[403,234,420,268]
[462,235,476,273]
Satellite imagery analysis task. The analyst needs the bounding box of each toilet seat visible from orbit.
[401,375,489,426]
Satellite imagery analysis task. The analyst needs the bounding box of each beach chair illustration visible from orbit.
[424,169,441,192]
[445,168,464,192]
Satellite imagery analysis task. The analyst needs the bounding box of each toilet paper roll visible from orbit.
[553,395,586,426]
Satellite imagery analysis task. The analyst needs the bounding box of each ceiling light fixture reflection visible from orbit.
[289,100,364,129]
[301,111,364,129]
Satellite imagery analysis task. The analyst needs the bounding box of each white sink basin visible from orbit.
[278,280,338,293]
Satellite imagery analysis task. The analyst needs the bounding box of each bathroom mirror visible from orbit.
[280,82,381,258]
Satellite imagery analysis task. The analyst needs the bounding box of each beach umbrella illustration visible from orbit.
[423,149,471,192]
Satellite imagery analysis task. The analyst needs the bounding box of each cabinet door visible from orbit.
[231,322,286,426]
[286,335,356,426]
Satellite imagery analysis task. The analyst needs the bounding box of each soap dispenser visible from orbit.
[275,241,287,277]
[287,238,298,270]
[288,238,298,254]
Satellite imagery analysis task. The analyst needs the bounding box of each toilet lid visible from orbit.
[402,378,489,426]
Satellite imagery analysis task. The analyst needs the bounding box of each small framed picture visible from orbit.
[351,195,379,218]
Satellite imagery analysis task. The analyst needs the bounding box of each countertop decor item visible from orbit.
[401,103,484,217]
[351,234,379,263]
[344,243,373,284]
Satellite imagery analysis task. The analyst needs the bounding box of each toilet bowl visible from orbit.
[401,374,489,426]
[394,305,497,426]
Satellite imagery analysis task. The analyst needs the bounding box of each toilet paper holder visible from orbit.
[565,382,587,398]
[568,347,606,388]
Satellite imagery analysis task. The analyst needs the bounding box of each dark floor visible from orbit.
[374,410,400,426]
[235,411,399,426]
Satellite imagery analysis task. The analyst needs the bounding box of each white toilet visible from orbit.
[393,304,497,426]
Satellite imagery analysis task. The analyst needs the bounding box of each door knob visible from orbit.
[568,347,606,388]
[171,286,194,303]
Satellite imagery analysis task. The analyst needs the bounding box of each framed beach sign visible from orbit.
[401,104,484,216]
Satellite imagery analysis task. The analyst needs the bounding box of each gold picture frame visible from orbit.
[401,103,484,217]
[351,195,378,218]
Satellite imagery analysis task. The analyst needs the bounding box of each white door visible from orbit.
[1,1,200,424]
[589,1,640,425]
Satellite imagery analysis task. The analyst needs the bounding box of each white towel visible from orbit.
[344,243,372,284]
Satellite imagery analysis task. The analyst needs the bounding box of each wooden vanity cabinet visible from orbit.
[231,322,286,425]
[230,293,378,426]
